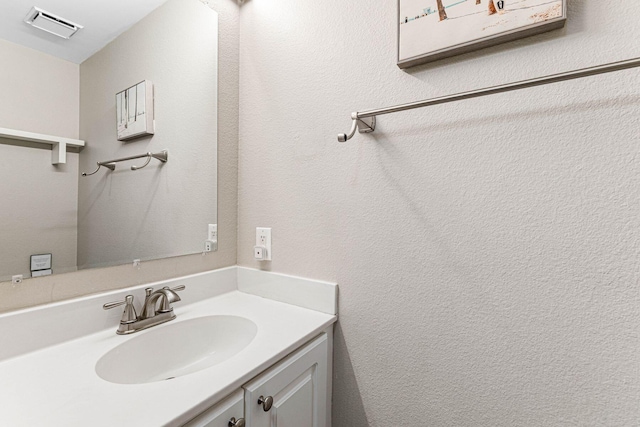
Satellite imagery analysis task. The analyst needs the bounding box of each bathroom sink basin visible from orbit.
[95,315,257,384]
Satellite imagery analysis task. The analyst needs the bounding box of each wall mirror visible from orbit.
[0,0,218,281]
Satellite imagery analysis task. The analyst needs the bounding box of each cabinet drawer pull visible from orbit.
[258,395,273,412]
[228,417,245,427]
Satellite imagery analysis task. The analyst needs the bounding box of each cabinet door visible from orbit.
[183,389,244,427]
[244,333,328,427]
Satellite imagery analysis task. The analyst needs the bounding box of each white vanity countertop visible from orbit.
[0,268,337,426]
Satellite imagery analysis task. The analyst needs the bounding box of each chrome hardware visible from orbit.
[103,296,128,310]
[228,417,245,427]
[131,155,152,171]
[82,150,168,176]
[338,56,640,142]
[103,285,185,335]
[141,285,184,318]
[338,119,357,143]
[103,295,137,327]
[139,288,155,319]
[83,162,116,176]
[258,395,273,412]
[338,114,376,142]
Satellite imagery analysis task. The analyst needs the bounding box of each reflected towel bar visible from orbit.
[82,150,168,177]
[338,57,640,142]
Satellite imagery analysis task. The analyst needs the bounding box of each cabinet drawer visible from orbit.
[244,333,328,427]
[183,389,244,427]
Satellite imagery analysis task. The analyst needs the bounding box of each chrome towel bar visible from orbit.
[338,57,640,142]
[82,150,168,177]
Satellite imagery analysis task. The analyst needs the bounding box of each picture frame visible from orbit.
[397,0,567,69]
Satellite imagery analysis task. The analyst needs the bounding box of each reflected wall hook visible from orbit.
[82,162,116,177]
[131,155,152,171]
[81,150,168,177]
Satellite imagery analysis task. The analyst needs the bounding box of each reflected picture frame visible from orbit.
[398,0,567,69]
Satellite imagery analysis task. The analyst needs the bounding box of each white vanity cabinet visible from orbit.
[183,332,330,427]
[243,333,330,427]
[183,389,245,427]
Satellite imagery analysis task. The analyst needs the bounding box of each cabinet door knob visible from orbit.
[258,395,273,412]
[228,417,245,427]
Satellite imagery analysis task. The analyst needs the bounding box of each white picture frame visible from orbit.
[398,0,567,68]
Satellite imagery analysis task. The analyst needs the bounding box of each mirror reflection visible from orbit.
[0,0,218,281]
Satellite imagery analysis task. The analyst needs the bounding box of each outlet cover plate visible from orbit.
[256,227,272,261]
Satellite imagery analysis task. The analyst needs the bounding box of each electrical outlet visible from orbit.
[255,227,272,261]
[204,240,214,252]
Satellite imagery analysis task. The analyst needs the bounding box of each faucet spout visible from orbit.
[141,287,182,319]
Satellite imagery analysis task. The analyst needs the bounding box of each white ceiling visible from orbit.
[0,0,170,64]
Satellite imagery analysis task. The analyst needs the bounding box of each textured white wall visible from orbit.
[0,39,79,281]
[238,1,640,425]
[0,0,238,312]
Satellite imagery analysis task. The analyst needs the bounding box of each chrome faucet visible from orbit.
[103,285,185,335]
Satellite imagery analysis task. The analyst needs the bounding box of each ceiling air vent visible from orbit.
[24,7,83,39]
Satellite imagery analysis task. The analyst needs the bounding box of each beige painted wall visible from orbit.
[238,1,640,425]
[0,39,79,281]
[0,0,238,312]
[0,39,79,138]
[78,0,218,269]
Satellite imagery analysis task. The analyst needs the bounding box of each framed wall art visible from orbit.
[398,0,566,68]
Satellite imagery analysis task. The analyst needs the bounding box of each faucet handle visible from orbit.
[103,295,137,323]
[157,285,185,312]
[162,285,185,302]
[103,295,129,310]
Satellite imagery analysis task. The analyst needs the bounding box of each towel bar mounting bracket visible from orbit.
[356,114,376,135]
[338,114,376,142]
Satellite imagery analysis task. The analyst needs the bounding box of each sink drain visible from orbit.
[165,376,175,381]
